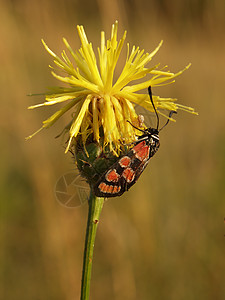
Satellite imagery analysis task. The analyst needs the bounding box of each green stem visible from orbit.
[80,191,104,300]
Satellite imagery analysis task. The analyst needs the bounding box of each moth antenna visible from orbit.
[148,86,159,130]
[159,111,177,132]
[127,120,146,133]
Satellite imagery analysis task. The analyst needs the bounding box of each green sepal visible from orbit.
[75,133,129,188]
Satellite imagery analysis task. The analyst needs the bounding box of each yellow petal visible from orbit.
[65,95,92,152]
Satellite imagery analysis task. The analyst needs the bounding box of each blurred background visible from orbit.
[1,0,225,299]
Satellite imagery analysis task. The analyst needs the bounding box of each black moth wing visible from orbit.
[93,132,160,198]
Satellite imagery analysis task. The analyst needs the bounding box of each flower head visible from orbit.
[27,21,197,155]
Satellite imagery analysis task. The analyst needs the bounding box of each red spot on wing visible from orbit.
[106,185,113,193]
[112,186,121,194]
[133,141,149,161]
[122,168,135,183]
[132,140,146,153]
[119,156,131,168]
[98,182,121,195]
[98,182,107,193]
[136,146,149,161]
[105,169,120,182]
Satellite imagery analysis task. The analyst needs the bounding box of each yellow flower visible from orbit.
[27,21,197,154]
